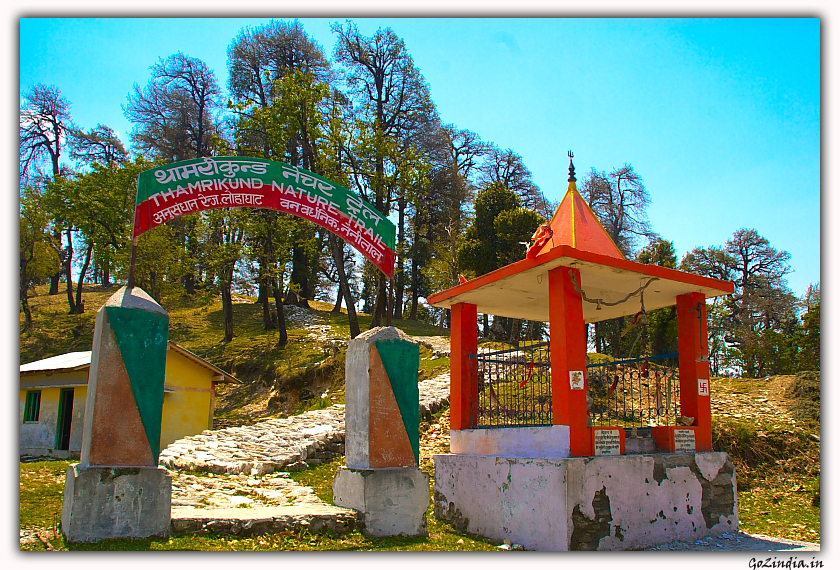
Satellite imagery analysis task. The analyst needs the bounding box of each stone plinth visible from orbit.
[434,452,738,551]
[333,467,430,537]
[337,326,429,536]
[345,327,420,469]
[450,425,570,458]
[81,286,169,466]
[62,465,172,543]
[64,286,172,543]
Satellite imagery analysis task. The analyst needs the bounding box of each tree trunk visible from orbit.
[595,322,603,354]
[49,229,62,295]
[102,248,111,288]
[369,274,387,329]
[20,251,34,332]
[394,272,405,319]
[483,314,489,338]
[71,242,94,315]
[332,285,343,313]
[183,273,196,295]
[330,234,360,338]
[290,243,314,308]
[508,319,521,343]
[409,255,420,320]
[262,288,276,329]
[259,260,276,330]
[394,191,406,319]
[272,281,288,348]
[221,269,235,342]
[65,229,78,314]
[21,295,34,333]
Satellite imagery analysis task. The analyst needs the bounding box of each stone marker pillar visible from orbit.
[333,326,430,537]
[62,286,172,543]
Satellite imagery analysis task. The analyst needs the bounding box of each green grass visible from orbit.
[20,459,72,531]
[738,476,820,544]
[418,345,450,381]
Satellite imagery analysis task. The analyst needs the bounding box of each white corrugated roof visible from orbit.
[19,343,239,384]
[19,351,92,374]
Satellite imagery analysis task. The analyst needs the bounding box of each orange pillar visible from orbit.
[450,302,478,431]
[549,266,592,456]
[676,292,712,452]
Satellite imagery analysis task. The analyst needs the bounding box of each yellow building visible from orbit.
[20,343,239,459]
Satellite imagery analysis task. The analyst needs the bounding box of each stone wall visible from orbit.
[434,452,737,551]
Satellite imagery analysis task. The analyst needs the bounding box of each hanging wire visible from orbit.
[569,270,659,308]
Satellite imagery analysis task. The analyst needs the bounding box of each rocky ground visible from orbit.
[643,532,819,551]
[710,375,815,434]
[156,371,451,511]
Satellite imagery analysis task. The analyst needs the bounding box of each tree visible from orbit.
[458,182,522,276]
[203,208,247,343]
[20,84,74,295]
[405,124,485,325]
[229,22,337,318]
[633,237,679,357]
[20,84,73,184]
[580,163,653,357]
[796,297,820,371]
[580,164,652,257]
[125,52,225,161]
[20,186,61,332]
[228,19,331,159]
[126,52,227,298]
[682,228,796,377]
[458,183,544,341]
[69,124,128,166]
[332,21,437,327]
[478,145,551,217]
[41,158,149,312]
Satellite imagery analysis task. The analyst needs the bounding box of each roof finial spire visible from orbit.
[568,150,576,183]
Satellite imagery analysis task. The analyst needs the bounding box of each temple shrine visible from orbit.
[429,153,739,550]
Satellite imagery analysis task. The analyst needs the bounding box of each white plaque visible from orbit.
[698,378,710,396]
[594,429,622,456]
[674,428,696,452]
[569,370,585,390]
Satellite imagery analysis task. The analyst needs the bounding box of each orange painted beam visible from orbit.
[428,244,734,306]
[450,303,478,430]
[676,292,713,452]
[548,266,592,456]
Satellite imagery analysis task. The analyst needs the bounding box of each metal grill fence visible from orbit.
[470,342,682,430]
[472,342,553,428]
[586,353,681,428]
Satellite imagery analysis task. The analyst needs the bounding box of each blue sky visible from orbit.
[19,17,821,296]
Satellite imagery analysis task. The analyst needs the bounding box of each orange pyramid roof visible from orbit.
[529,155,625,260]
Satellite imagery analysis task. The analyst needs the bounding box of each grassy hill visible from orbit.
[19,284,449,425]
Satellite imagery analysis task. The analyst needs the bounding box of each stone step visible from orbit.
[170,505,359,537]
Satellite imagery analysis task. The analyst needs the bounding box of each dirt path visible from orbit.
[643,531,819,551]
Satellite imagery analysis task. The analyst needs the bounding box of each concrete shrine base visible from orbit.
[434,452,737,551]
[62,465,172,543]
[333,466,430,537]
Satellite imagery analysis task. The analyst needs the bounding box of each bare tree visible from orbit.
[478,145,551,217]
[20,84,73,183]
[580,164,653,257]
[20,84,74,295]
[125,52,224,161]
[69,124,128,166]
